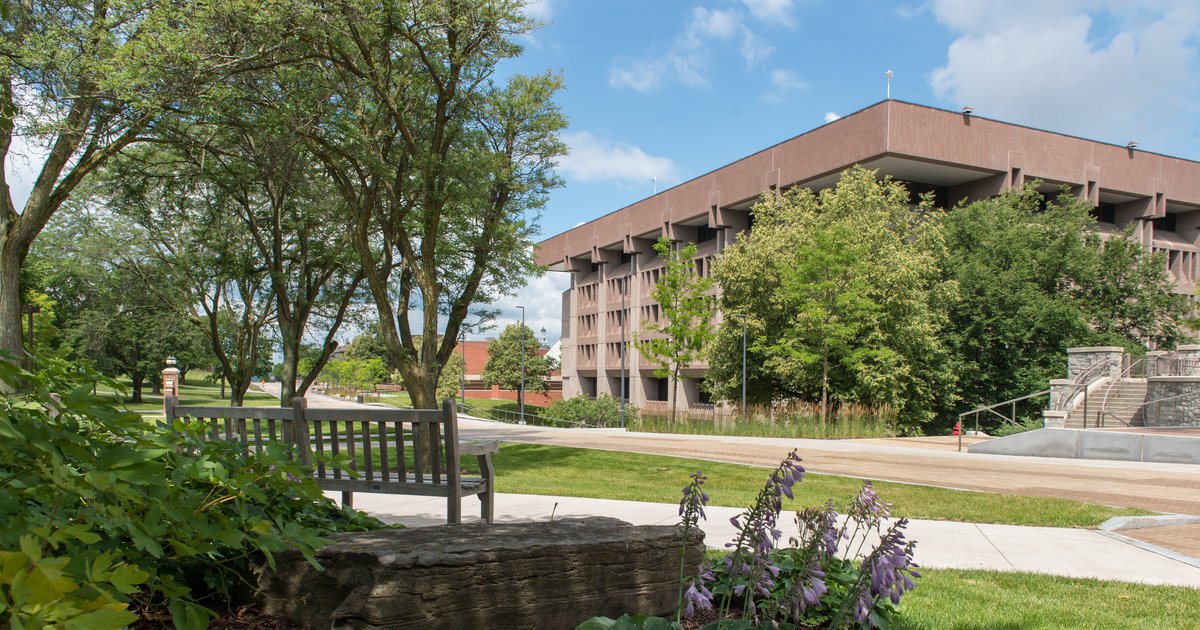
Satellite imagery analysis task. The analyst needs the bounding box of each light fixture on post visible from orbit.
[1127,140,1139,150]
[517,305,526,424]
[737,314,747,424]
[620,276,627,428]
[459,330,467,409]
[961,105,973,115]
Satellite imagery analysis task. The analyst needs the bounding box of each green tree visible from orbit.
[437,349,466,403]
[943,186,1189,424]
[481,324,552,397]
[709,168,954,431]
[295,0,568,419]
[0,0,292,360]
[638,237,716,422]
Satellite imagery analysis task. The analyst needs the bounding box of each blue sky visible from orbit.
[494,0,1200,343]
[9,1,1200,346]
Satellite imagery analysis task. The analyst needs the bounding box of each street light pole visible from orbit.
[518,305,526,422]
[460,330,466,409]
[741,315,747,424]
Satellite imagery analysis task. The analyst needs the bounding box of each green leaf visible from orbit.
[63,606,138,630]
[575,617,618,630]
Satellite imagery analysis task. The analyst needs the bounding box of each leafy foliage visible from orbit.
[710,168,954,431]
[481,323,553,394]
[638,237,716,422]
[942,186,1189,428]
[545,394,628,427]
[0,358,381,629]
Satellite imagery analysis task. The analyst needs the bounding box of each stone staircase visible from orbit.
[1064,379,1147,428]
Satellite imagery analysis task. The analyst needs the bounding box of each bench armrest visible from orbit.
[459,440,500,457]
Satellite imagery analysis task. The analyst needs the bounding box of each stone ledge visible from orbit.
[254,517,704,629]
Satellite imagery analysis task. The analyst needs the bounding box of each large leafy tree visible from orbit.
[943,186,1188,421]
[0,0,292,361]
[481,323,552,396]
[638,237,716,422]
[296,0,567,417]
[709,167,955,431]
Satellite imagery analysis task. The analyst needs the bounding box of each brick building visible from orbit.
[535,100,1200,411]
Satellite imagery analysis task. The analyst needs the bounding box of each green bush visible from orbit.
[545,394,630,427]
[0,358,381,629]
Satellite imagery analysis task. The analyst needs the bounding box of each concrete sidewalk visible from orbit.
[336,491,1200,589]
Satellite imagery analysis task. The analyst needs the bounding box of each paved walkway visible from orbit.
[451,420,1200,516]
[336,491,1200,588]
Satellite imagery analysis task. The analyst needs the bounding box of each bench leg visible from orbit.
[342,491,353,509]
[448,492,461,524]
[478,454,495,524]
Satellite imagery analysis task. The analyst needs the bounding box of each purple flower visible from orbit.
[850,517,920,625]
[683,579,714,618]
[789,556,828,618]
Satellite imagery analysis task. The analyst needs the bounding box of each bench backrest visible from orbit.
[164,397,462,488]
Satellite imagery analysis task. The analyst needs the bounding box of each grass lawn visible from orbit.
[893,569,1200,629]
[98,374,280,417]
[487,443,1152,528]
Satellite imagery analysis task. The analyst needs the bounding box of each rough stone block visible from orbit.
[254,517,704,629]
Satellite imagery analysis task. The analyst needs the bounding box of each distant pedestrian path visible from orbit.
[451,417,1200,517]
[340,491,1200,588]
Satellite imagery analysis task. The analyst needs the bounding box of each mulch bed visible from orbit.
[132,604,299,629]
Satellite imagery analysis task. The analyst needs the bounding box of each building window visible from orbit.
[696,225,719,243]
[1152,213,1177,233]
[898,180,949,209]
[1092,202,1116,224]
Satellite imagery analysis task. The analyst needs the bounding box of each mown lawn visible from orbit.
[487,443,1152,528]
[893,569,1200,629]
[98,373,280,418]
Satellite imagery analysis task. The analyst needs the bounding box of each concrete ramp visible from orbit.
[969,428,1200,465]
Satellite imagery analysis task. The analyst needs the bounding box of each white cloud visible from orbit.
[486,272,572,345]
[557,131,679,185]
[824,112,841,123]
[520,0,552,21]
[929,1,1200,149]
[609,58,666,92]
[895,2,929,18]
[742,0,796,27]
[739,28,774,67]
[763,68,810,103]
[609,4,784,92]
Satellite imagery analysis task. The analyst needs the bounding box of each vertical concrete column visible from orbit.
[1066,347,1124,379]
[1173,344,1200,376]
[161,357,180,417]
[1145,350,1168,377]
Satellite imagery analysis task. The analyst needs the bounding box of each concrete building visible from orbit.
[535,100,1200,411]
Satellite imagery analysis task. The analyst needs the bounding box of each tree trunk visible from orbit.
[131,377,144,404]
[279,333,299,407]
[820,350,829,429]
[404,371,440,471]
[220,374,226,400]
[179,368,188,385]
[670,366,680,424]
[0,248,25,363]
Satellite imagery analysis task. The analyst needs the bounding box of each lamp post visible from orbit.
[460,330,466,409]
[518,305,526,422]
[21,304,40,370]
[739,314,747,424]
[620,276,627,428]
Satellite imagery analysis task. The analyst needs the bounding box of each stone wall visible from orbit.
[1144,377,1200,427]
[254,517,705,629]
[1066,347,1123,380]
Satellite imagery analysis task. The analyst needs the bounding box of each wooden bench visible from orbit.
[164,397,497,524]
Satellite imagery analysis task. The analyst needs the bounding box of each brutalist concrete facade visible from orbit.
[536,100,1200,408]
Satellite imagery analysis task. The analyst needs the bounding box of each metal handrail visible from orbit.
[1097,356,1145,428]
[957,389,1051,452]
[1053,358,1114,412]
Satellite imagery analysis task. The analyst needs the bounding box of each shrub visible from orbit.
[0,358,381,629]
[577,453,920,629]
[545,394,630,427]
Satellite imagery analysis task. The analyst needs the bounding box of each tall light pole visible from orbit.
[620,276,627,428]
[739,314,747,424]
[518,305,526,421]
[459,330,466,409]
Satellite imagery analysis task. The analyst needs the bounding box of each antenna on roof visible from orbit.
[885,70,893,100]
